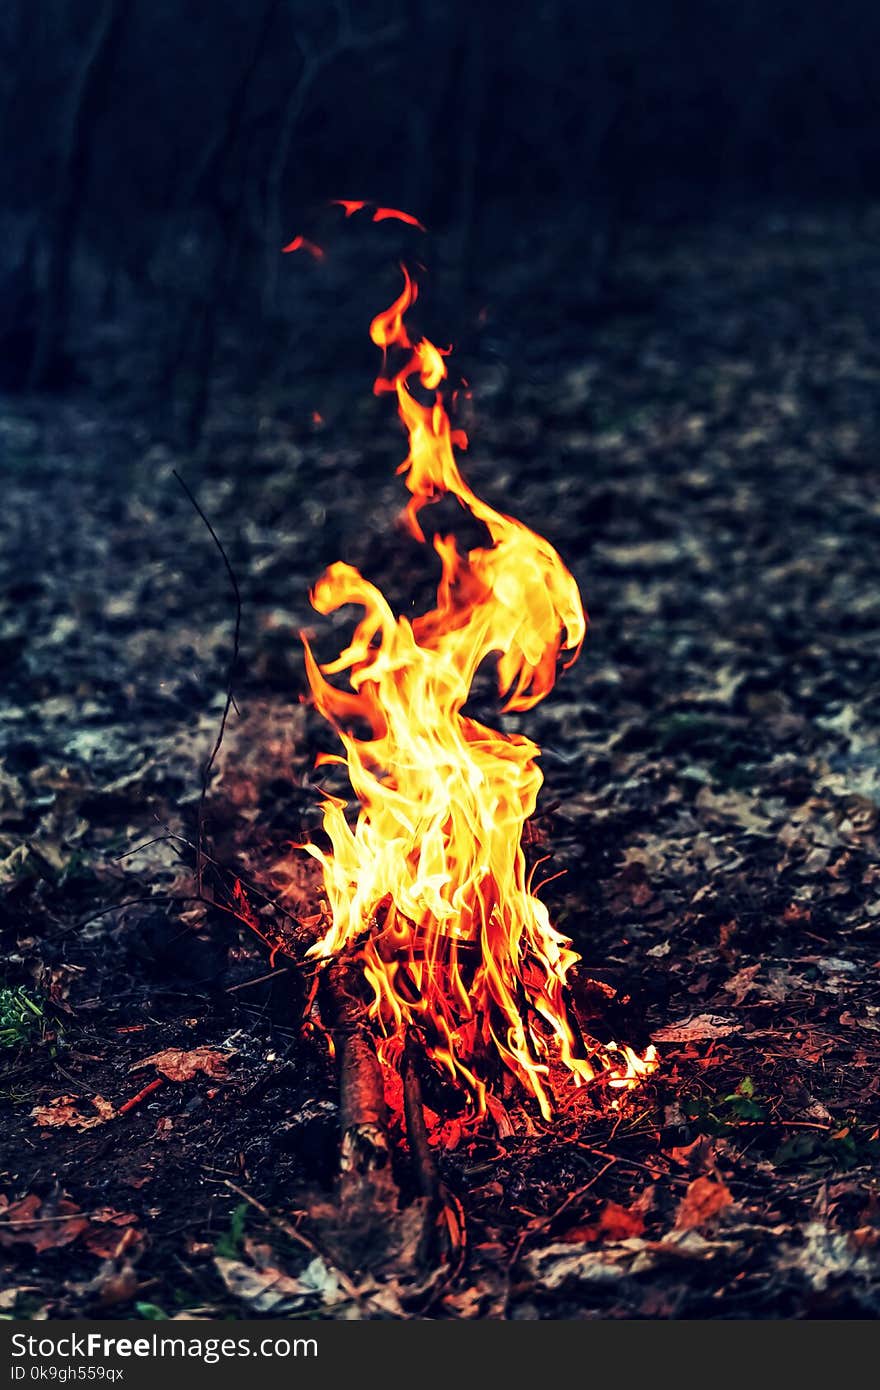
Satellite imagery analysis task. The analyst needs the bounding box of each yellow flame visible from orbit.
[300,262,656,1118]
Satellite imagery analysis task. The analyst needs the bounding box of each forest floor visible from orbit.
[1,206,879,1318]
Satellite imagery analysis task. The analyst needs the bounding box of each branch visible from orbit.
[262,8,402,306]
[172,470,241,897]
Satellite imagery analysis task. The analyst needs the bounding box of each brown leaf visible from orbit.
[0,1193,91,1251]
[31,1094,115,1130]
[652,1014,739,1043]
[675,1176,734,1231]
[597,1200,646,1240]
[569,1199,646,1243]
[131,1046,231,1082]
[668,1135,716,1174]
[82,1209,140,1260]
[88,1262,142,1310]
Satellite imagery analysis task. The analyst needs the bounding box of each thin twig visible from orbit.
[503,1156,616,1316]
[220,1179,378,1313]
[0,1213,99,1228]
[113,834,184,862]
[172,469,242,897]
[226,967,289,993]
[147,819,304,939]
[69,895,205,934]
[574,1142,676,1183]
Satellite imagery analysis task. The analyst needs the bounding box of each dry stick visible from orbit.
[172,469,241,899]
[402,1042,439,1201]
[225,967,290,994]
[502,1156,616,1317]
[0,1213,107,1228]
[401,1041,466,1275]
[326,959,398,1219]
[118,1077,165,1115]
[142,822,304,944]
[574,1142,679,1184]
[69,894,204,934]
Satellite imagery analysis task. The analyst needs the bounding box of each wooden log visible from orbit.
[326,959,398,1225]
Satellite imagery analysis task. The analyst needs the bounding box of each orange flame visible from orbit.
[282,234,325,260]
[331,199,426,231]
[332,199,368,217]
[299,258,656,1118]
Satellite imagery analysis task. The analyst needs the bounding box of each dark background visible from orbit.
[3,0,880,431]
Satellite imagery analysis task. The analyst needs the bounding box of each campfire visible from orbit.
[285,206,657,1152]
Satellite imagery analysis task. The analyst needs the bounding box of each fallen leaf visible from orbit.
[652,1014,739,1043]
[82,1210,141,1259]
[525,1238,654,1289]
[215,1249,343,1316]
[777,1222,878,1293]
[31,1094,115,1131]
[0,1286,40,1311]
[668,1135,716,1173]
[675,1176,734,1231]
[0,1193,91,1251]
[569,1200,646,1243]
[86,1261,142,1309]
[131,1046,231,1082]
[723,964,761,1005]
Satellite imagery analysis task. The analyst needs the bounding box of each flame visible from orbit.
[331,199,427,231]
[371,206,426,230]
[299,257,656,1118]
[332,199,368,217]
[282,234,325,260]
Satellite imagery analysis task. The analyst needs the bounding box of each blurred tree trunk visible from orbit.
[453,10,485,292]
[262,6,401,313]
[28,0,127,389]
[404,0,448,219]
[160,0,279,447]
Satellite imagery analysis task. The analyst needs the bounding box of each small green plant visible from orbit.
[135,1303,169,1320]
[682,1075,768,1134]
[214,1201,248,1259]
[721,1075,767,1122]
[0,987,43,1050]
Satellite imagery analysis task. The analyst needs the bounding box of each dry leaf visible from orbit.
[86,1261,142,1310]
[596,1200,646,1240]
[675,1176,734,1231]
[0,1193,91,1251]
[652,1014,739,1043]
[215,1255,325,1315]
[131,1046,231,1082]
[0,1286,40,1311]
[668,1135,716,1173]
[82,1210,140,1259]
[31,1094,115,1131]
[568,1199,646,1243]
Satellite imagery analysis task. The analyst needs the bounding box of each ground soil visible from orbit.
[1,208,879,1318]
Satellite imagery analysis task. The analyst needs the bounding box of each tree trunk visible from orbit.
[28,0,127,389]
[454,11,485,293]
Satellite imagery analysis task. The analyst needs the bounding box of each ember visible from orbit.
[296,221,657,1119]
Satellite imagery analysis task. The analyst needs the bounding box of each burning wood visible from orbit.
[325,958,396,1225]
[290,206,657,1128]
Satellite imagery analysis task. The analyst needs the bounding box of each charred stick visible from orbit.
[402,1038,467,1271]
[325,959,397,1219]
[402,1039,439,1202]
